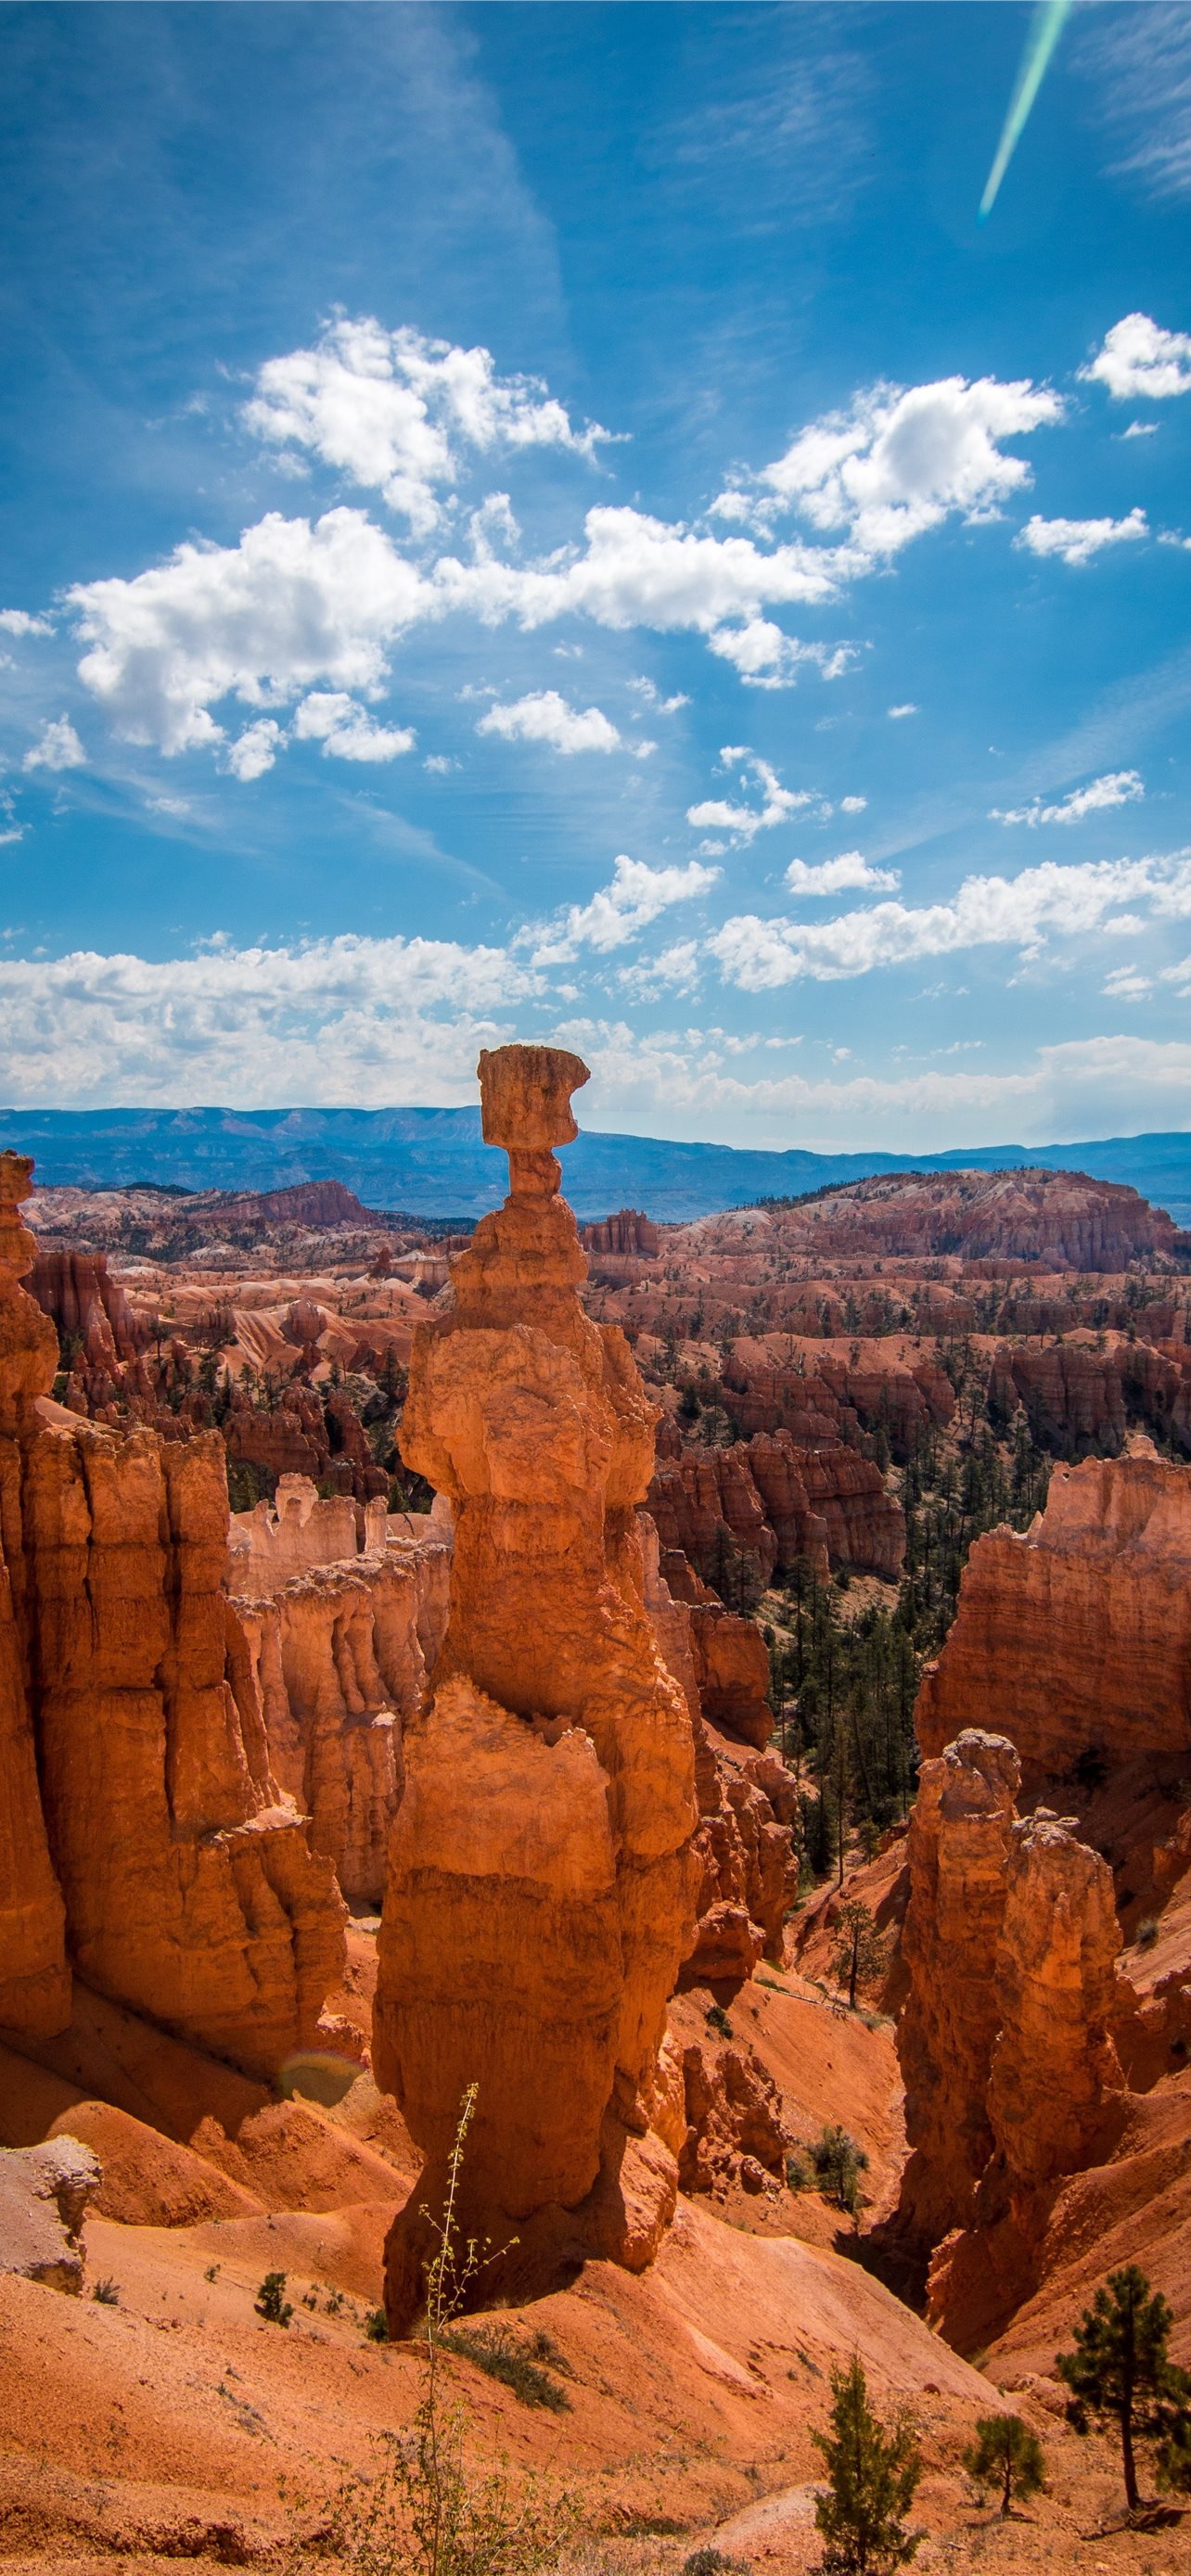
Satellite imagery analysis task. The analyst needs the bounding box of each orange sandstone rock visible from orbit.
[0,1154,70,2037]
[916,1454,1191,1780]
[896,1730,1020,2247]
[376,1045,699,2325]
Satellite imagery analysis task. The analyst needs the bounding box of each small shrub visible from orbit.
[785,2147,813,2193]
[203,2263,220,2283]
[364,2306,390,2342]
[706,2002,733,2038]
[681,2551,751,2576]
[810,2123,869,2215]
[255,2269,293,2327]
[443,2324,570,2412]
[1136,1917,1159,1949]
[91,2276,120,2305]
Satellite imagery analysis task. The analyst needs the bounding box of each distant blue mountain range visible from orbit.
[5,1104,1191,1227]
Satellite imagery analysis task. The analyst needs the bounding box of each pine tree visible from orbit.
[1057,2265,1191,2514]
[813,2357,921,2573]
[963,2413,1045,2518]
[829,1897,889,2012]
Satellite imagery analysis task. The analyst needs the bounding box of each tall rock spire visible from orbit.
[375,1044,699,2324]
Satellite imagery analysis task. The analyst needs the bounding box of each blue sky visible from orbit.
[1,0,1189,1151]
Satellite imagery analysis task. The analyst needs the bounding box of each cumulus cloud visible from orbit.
[291,692,415,760]
[992,770,1146,827]
[617,937,701,998]
[1017,508,1148,567]
[839,795,867,814]
[1102,964,1151,1001]
[1081,312,1191,400]
[477,689,628,756]
[22,717,85,772]
[756,374,1062,558]
[0,609,53,638]
[436,504,842,632]
[69,507,426,754]
[709,848,1191,988]
[687,750,824,850]
[244,317,608,534]
[887,702,918,719]
[0,933,538,1107]
[526,853,721,964]
[784,851,900,896]
[225,720,286,782]
[706,618,854,688]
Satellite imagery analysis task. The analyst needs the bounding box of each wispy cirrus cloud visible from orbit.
[991,769,1145,826]
[1077,5,1191,201]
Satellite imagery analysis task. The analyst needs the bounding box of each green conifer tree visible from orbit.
[812,2355,921,2573]
[1057,2264,1191,2514]
[962,2413,1045,2518]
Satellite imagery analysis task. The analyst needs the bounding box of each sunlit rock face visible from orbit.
[916,1454,1191,1782]
[0,1149,346,2079]
[375,1046,700,2327]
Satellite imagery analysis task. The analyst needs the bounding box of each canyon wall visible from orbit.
[0,1152,346,2080]
[648,1425,904,1588]
[375,1047,701,2326]
[916,1454,1191,1779]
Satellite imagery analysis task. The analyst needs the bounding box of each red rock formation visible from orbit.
[688,1604,774,1750]
[375,1047,699,2327]
[232,1530,449,1907]
[988,1337,1126,1454]
[927,1811,1126,2349]
[896,1730,1021,2247]
[916,1455,1191,1780]
[28,1248,147,1371]
[21,1422,345,2077]
[0,1154,70,2037]
[767,1167,1178,1270]
[582,1209,660,1257]
[675,2030,787,2193]
[795,1445,905,1579]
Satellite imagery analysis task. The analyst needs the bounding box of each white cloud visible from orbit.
[244,316,608,535]
[69,506,427,754]
[424,753,460,774]
[291,692,415,761]
[436,504,843,635]
[477,689,626,756]
[784,851,900,897]
[628,677,689,714]
[706,618,853,688]
[527,853,721,964]
[225,720,285,782]
[550,1016,1191,1153]
[687,750,823,850]
[617,937,701,998]
[992,769,1145,827]
[887,702,918,719]
[1081,312,1191,401]
[0,610,53,638]
[0,933,537,1107]
[1102,965,1152,1001]
[22,717,85,772]
[758,374,1062,558]
[1121,421,1159,440]
[839,795,867,814]
[1017,508,1148,567]
[709,848,1191,988]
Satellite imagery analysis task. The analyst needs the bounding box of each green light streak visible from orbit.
[979,0,1074,223]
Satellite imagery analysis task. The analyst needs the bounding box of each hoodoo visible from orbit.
[375,1045,700,2327]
